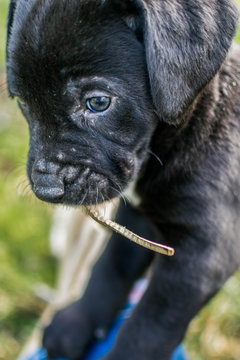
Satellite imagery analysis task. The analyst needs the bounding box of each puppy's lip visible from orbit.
[33,185,64,202]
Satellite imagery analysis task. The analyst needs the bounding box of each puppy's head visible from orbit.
[7,0,156,205]
[7,0,238,206]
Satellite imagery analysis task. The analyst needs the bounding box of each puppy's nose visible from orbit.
[34,184,64,202]
[31,158,65,202]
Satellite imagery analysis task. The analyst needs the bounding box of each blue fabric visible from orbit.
[85,304,188,360]
[19,344,188,360]
[19,306,189,360]
[19,282,189,360]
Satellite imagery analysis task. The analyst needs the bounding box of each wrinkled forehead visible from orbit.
[8,0,145,98]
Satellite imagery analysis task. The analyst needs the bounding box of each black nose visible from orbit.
[33,183,64,202]
[31,158,65,202]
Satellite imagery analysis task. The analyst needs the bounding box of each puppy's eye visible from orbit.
[86,96,111,112]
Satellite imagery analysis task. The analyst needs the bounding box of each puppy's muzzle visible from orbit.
[31,158,65,202]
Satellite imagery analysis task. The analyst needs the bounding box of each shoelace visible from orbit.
[85,206,175,256]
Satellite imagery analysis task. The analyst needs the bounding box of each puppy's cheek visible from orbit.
[63,169,130,206]
[74,152,143,205]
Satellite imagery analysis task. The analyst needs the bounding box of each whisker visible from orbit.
[110,180,124,195]
[100,192,105,204]
[0,81,7,88]
[109,185,127,206]
[95,186,99,206]
[79,189,88,207]
[0,81,7,94]
[15,175,29,192]
[113,182,131,204]
[121,194,128,206]
[18,181,35,200]
[24,187,35,199]
[22,183,32,196]
[99,191,107,216]
[147,150,163,166]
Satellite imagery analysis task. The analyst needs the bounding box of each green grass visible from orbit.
[236,0,240,42]
[0,0,8,70]
[0,2,57,359]
[0,1,240,360]
[0,88,57,359]
[186,272,240,360]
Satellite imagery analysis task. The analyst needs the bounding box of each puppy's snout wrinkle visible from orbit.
[34,158,59,175]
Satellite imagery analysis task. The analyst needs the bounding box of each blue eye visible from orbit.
[86,96,111,112]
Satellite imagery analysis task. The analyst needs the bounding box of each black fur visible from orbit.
[7,0,240,359]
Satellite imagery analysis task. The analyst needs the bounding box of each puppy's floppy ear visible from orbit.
[142,0,239,124]
[116,0,239,124]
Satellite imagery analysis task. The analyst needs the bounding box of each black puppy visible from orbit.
[7,0,240,359]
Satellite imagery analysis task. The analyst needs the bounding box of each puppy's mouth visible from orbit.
[29,158,131,206]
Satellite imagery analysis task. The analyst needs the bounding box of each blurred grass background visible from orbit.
[0,1,57,359]
[0,0,240,359]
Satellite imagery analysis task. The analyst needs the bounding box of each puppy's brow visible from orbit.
[67,76,121,88]
[64,77,120,100]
